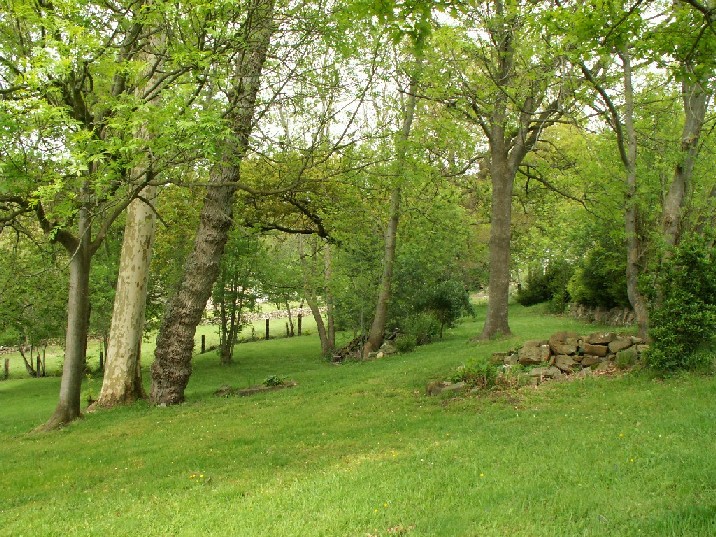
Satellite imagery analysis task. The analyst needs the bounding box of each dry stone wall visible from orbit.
[494,331,648,384]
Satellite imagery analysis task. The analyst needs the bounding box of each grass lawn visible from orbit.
[1,304,715,536]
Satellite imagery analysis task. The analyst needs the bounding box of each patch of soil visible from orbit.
[214,381,297,397]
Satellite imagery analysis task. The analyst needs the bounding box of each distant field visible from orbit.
[1,304,715,536]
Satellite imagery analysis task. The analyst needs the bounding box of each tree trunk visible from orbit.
[150,0,274,405]
[38,223,91,430]
[363,71,419,357]
[95,186,156,407]
[663,75,710,250]
[151,174,238,404]
[621,48,649,341]
[364,186,401,357]
[480,148,514,339]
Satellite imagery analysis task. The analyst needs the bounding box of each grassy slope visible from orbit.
[1,305,715,536]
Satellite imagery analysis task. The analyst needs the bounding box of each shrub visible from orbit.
[646,234,716,373]
[516,260,573,313]
[568,245,630,309]
[402,312,440,346]
[394,335,416,354]
[417,279,474,337]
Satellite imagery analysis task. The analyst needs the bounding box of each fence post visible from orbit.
[201,334,206,354]
[265,318,270,340]
[4,358,9,380]
[297,313,302,336]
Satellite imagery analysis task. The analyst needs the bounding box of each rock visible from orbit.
[214,384,234,397]
[523,339,550,348]
[376,351,385,359]
[549,331,580,355]
[519,343,551,365]
[581,355,602,367]
[554,355,577,373]
[588,332,616,345]
[528,367,549,377]
[426,381,450,396]
[441,382,467,394]
[608,337,633,353]
[491,352,509,365]
[582,343,609,357]
[546,366,564,378]
[380,342,398,355]
[631,336,645,345]
[595,360,615,373]
[504,353,519,366]
[635,344,650,355]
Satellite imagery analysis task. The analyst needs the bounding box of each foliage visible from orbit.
[262,375,286,387]
[646,234,716,372]
[516,260,574,313]
[568,243,630,310]
[417,279,474,336]
[400,312,440,346]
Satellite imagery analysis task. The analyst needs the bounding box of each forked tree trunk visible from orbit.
[37,212,91,431]
[95,186,156,407]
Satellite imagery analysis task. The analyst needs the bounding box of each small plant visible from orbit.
[394,335,416,354]
[262,375,285,387]
[451,361,499,389]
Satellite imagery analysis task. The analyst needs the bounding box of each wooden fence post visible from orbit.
[201,334,206,354]
[265,319,270,340]
[4,358,9,380]
[297,313,302,336]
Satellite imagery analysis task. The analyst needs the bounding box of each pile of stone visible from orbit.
[492,331,648,384]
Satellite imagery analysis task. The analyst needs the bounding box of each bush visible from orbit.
[417,279,474,337]
[568,245,630,309]
[402,312,440,346]
[646,234,716,373]
[516,260,573,313]
[394,335,416,354]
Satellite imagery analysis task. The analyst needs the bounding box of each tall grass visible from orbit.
[1,305,714,536]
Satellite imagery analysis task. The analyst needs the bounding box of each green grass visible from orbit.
[1,305,715,536]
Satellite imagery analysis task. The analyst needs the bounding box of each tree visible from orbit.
[212,227,262,364]
[0,0,185,428]
[431,1,575,338]
[150,0,276,405]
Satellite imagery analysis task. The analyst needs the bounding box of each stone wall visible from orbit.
[565,305,635,327]
[493,331,648,385]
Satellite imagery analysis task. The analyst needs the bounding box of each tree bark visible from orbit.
[150,0,274,404]
[621,48,649,340]
[151,174,238,404]
[480,149,514,338]
[95,186,156,407]
[662,74,710,250]
[363,71,419,357]
[37,210,91,431]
